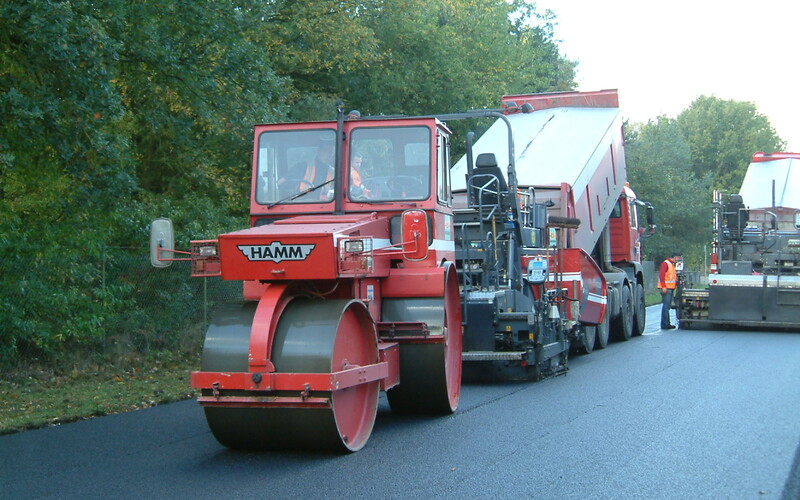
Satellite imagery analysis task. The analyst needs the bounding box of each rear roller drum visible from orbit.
[202,298,379,452]
[384,263,462,414]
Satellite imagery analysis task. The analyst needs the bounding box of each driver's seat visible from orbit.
[469,153,507,207]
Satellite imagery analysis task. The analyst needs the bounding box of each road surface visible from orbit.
[2,305,799,499]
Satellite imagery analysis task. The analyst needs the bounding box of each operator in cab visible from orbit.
[349,152,374,200]
[278,139,335,200]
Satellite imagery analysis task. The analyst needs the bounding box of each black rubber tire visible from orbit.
[612,284,633,341]
[633,283,646,336]
[596,307,610,349]
[578,325,596,354]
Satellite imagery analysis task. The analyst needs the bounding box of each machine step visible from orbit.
[462,351,526,361]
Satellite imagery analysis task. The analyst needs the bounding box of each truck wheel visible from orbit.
[596,308,610,349]
[633,283,646,336]
[578,325,596,354]
[612,284,633,341]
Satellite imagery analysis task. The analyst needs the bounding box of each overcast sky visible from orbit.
[534,0,799,150]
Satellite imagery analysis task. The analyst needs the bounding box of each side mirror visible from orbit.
[401,209,429,260]
[645,205,655,227]
[150,218,174,267]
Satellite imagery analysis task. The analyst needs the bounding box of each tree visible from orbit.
[0,0,577,364]
[261,0,576,119]
[677,96,785,192]
[0,0,289,362]
[0,1,136,360]
[108,0,288,208]
[625,117,712,269]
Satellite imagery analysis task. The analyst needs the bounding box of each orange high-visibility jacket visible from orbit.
[658,259,677,289]
[299,163,333,190]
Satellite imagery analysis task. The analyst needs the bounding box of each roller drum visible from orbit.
[201,298,379,452]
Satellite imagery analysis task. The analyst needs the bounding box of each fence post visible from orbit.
[102,246,107,292]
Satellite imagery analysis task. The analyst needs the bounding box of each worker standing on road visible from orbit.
[659,252,682,330]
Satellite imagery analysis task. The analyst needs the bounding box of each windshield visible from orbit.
[254,126,432,206]
[348,126,431,202]
[255,129,336,205]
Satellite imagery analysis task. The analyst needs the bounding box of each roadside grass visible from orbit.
[645,291,662,306]
[0,351,199,435]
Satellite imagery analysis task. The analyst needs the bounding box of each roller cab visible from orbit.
[179,110,462,452]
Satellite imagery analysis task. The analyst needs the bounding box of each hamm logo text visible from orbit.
[237,242,315,263]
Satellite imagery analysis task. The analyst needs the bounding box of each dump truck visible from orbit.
[151,90,653,452]
[451,90,654,380]
[677,152,800,329]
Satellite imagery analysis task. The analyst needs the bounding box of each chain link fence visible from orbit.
[4,247,243,369]
[102,246,243,352]
[643,261,657,292]
[5,253,675,369]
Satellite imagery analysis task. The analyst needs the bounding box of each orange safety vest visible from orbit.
[351,167,363,187]
[300,163,333,199]
[658,259,677,289]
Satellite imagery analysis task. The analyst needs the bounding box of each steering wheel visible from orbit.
[387,175,425,196]
[358,178,384,198]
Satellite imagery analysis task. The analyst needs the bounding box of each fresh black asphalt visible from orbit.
[2,305,799,499]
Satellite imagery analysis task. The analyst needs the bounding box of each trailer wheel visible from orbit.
[385,263,462,414]
[633,283,646,336]
[612,284,633,341]
[202,298,380,452]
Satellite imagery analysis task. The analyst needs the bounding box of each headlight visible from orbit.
[199,245,218,257]
[344,239,365,253]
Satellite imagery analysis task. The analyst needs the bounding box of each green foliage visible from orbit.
[0,0,575,365]
[0,0,284,364]
[263,0,576,118]
[109,0,287,203]
[1,1,133,362]
[625,117,712,269]
[627,96,786,271]
[677,96,785,192]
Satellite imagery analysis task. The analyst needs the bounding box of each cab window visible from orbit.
[348,126,431,202]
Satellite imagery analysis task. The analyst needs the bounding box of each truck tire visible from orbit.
[577,325,596,354]
[596,308,610,349]
[633,283,646,336]
[612,284,633,341]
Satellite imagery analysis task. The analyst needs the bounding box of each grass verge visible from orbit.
[645,291,662,306]
[0,352,199,435]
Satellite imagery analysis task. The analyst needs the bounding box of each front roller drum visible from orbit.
[200,298,380,452]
